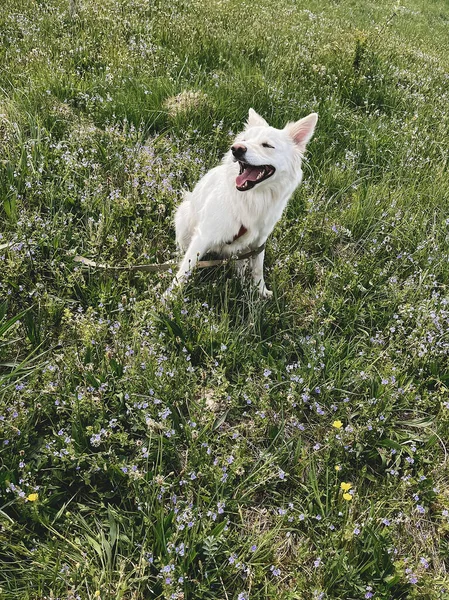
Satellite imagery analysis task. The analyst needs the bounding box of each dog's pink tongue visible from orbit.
[236,165,263,187]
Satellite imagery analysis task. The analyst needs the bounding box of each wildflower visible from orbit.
[27,493,39,502]
[335,465,341,471]
[332,420,343,429]
[343,493,353,501]
[340,482,352,492]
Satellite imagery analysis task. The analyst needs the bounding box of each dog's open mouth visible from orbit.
[236,162,275,191]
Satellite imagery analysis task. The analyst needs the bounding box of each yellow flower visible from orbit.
[332,420,343,429]
[335,465,341,471]
[343,493,353,501]
[26,493,39,502]
[340,482,352,492]
[94,592,101,598]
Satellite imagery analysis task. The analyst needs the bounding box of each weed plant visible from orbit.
[1,0,449,598]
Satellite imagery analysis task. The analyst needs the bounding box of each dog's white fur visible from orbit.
[170,108,317,297]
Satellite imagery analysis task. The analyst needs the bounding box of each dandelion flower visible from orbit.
[27,493,39,502]
[332,420,343,429]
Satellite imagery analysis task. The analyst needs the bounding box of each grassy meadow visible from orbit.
[1,0,449,598]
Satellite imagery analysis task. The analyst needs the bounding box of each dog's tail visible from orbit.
[174,192,196,251]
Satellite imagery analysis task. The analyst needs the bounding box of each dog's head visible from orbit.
[230,109,317,192]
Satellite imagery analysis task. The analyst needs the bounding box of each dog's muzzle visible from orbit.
[235,161,276,191]
[231,144,247,159]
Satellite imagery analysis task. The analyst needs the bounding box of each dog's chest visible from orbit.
[241,193,289,240]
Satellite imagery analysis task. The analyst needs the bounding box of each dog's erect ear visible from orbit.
[285,113,318,153]
[246,108,269,129]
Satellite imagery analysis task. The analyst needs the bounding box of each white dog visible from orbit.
[170,108,317,298]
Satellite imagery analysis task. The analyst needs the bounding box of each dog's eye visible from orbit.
[262,142,274,148]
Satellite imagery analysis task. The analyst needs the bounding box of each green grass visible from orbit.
[1,0,449,598]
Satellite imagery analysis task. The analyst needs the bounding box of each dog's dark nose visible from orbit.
[231,144,247,159]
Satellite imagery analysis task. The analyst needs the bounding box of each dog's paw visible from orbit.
[161,290,172,307]
[260,287,273,299]
[162,280,178,305]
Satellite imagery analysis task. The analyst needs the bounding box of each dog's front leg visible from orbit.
[163,236,208,301]
[169,233,211,291]
[250,248,272,298]
[235,258,250,282]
